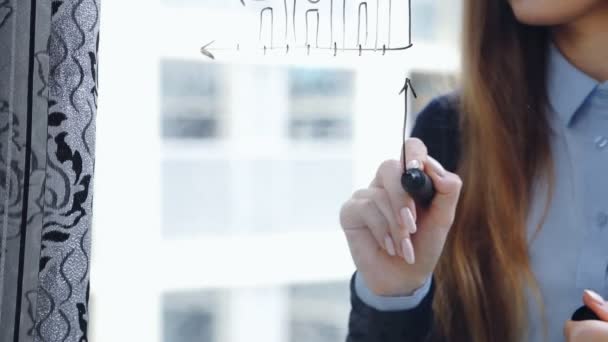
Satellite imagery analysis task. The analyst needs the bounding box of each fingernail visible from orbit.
[428,157,446,177]
[406,159,422,170]
[400,207,417,234]
[585,289,605,305]
[401,238,415,264]
[384,235,396,256]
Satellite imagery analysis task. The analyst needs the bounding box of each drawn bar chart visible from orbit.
[201,0,413,57]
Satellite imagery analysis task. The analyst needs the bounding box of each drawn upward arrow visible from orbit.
[399,77,418,132]
[399,77,417,98]
[399,77,417,169]
[200,40,216,60]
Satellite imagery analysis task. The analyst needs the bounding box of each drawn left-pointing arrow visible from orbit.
[200,41,215,60]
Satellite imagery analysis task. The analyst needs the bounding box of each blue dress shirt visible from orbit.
[354,43,608,341]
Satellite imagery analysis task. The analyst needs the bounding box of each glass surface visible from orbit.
[289,281,350,342]
[92,0,462,340]
[163,290,220,342]
[161,60,223,139]
[288,68,354,140]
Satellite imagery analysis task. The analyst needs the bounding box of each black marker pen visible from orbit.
[571,305,600,321]
[399,78,436,207]
[402,163,435,207]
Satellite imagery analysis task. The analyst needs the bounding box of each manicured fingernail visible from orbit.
[427,157,446,177]
[384,235,396,256]
[406,159,422,170]
[585,289,605,305]
[401,238,415,264]
[400,207,417,234]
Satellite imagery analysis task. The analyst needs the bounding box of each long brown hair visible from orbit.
[431,1,554,341]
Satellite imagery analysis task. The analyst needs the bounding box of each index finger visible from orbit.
[401,137,428,171]
[370,159,413,221]
[583,290,608,321]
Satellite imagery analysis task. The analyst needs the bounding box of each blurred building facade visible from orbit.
[92,0,461,341]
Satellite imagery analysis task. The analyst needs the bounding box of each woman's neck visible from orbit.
[552,2,608,82]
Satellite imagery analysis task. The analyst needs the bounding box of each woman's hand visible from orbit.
[564,290,608,341]
[339,138,462,296]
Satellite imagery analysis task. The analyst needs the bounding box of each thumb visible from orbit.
[583,289,608,321]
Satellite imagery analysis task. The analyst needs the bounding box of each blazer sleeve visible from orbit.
[345,95,460,342]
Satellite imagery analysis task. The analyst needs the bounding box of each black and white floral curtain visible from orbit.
[0,0,99,341]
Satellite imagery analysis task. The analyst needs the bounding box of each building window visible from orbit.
[288,68,354,140]
[161,59,224,139]
[163,290,220,342]
[289,281,350,342]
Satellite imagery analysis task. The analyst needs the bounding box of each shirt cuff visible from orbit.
[354,271,432,312]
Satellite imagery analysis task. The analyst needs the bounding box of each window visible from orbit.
[163,290,219,342]
[161,60,225,139]
[289,281,350,342]
[93,0,462,340]
[288,68,354,140]
[412,0,462,46]
[160,63,355,238]
[160,282,350,342]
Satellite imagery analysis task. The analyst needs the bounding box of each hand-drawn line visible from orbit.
[388,0,392,47]
[305,9,319,47]
[293,0,297,42]
[284,0,289,40]
[375,0,379,50]
[200,40,215,59]
[399,77,417,170]
[357,2,368,46]
[247,1,282,44]
[206,0,414,57]
[259,7,274,48]
[408,0,412,45]
[201,40,412,55]
[329,0,334,47]
[342,0,346,49]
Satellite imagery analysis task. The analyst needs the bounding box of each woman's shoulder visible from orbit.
[410,92,461,172]
[412,92,460,134]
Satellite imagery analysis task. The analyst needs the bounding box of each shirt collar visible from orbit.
[547,42,599,126]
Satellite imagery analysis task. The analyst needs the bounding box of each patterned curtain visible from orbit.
[0,0,99,341]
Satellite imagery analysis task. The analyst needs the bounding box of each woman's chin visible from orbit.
[509,0,601,26]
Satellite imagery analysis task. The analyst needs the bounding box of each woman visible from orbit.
[339,0,608,341]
